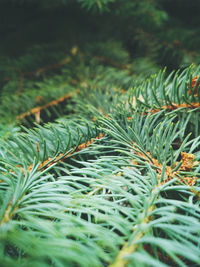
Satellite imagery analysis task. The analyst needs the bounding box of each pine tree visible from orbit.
[0,1,200,266]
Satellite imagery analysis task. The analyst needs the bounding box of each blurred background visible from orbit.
[0,0,200,128]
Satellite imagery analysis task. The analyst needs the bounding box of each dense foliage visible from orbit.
[0,1,200,266]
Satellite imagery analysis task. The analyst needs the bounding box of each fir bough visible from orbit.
[0,1,200,266]
[0,65,200,267]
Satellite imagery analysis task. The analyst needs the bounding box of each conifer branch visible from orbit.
[34,133,103,172]
[131,148,197,186]
[1,57,72,83]
[109,205,155,267]
[1,2,200,265]
[93,56,132,73]
[16,133,104,173]
[16,93,74,121]
[148,102,200,114]
[109,147,198,266]
[135,28,198,62]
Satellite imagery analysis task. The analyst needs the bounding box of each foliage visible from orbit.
[0,63,200,266]
[0,1,200,266]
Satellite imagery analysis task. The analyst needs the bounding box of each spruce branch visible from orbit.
[16,92,75,122]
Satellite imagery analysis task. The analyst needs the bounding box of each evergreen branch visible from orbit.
[93,55,132,73]
[100,115,199,186]
[32,133,103,172]
[109,203,155,267]
[0,162,39,226]
[109,174,200,267]
[135,28,198,63]
[130,66,200,110]
[1,52,131,90]
[1,57,71,83]
[131,149,197,186]
[1,1,200,265]
[16,93,74,121]
[145,102,200,115]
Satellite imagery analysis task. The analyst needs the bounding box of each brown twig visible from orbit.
[27,133,104,173]
[126,96,200,119]
[0,134,104,185]
[0,52,131,87]
[16,93,73,121]
[150,102,200,114]
[1,57,71,83]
